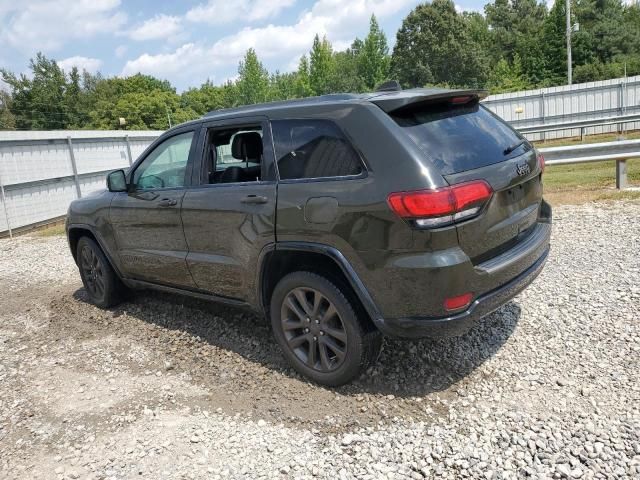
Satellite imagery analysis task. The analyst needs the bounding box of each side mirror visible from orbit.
[107,169,127,192]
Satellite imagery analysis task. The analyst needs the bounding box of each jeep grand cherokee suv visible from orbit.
[66,87,551,386]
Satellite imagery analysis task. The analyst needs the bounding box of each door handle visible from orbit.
[241,195,268,205]
[158,198,178,207]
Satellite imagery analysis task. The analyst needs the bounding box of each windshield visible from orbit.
[391,102,530,175]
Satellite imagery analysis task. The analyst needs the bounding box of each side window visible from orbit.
[272,119,364,180]
[203,126,263,184]
[133,131,194,190]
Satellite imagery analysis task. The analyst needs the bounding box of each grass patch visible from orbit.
[36,223,66,237]
[543,158,640,192]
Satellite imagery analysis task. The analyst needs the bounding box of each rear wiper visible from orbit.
[503,139,528,155]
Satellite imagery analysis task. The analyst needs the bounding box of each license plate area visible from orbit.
[505,184,525,204]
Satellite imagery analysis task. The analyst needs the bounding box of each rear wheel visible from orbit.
[76,236,124,309]
[270,271,382,386]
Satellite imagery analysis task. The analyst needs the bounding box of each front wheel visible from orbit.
[270,271,382,386]
[76,236,125,309]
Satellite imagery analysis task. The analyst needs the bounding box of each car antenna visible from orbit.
[375,80,402,92]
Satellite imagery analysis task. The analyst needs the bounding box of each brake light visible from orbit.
[444,293,473,311]
[450,96,473,105]
[537,151,545,174]
[387,180,492,228]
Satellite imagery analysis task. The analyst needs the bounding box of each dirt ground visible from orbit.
[1,202,639,479]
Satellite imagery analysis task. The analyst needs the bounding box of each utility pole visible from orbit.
[166,106,172,128]
[566,0,572,85]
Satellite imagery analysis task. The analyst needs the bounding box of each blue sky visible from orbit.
[0,0,484,92]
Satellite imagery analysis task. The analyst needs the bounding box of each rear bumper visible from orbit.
[374,243,549,338]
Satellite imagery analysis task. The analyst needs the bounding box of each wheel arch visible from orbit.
[257,242,383,332]
[67,224,123,279]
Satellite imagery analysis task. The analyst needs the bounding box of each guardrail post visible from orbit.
[540,90,546,142]
[124,135,133,166]
[580,127,585,142]
[616,160,627,190]
[66,137,82,199]
[0,174,12,238]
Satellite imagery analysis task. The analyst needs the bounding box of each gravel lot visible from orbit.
[1,202,639,480]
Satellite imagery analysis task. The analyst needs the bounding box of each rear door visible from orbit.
[390,100,543,261]
[110,127,198,287]
[180,116,277,301]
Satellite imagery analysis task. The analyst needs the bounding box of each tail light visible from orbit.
[387,180,493,229]
[537,151,545,174]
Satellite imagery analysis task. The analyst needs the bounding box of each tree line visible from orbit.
[1,0,639,131]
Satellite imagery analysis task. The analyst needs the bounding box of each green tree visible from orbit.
[331,43,366,93]
[1,53,68,129]
[0,90,16,130]
[488,54,532,93]
[391,0,489,88]
[484,0,547,85]
[294,55,314,97]
[181,80,232,115]
[309,35,335,95]
[358,15,390,90]
[269,71,299,101]
[541,0,568,85]
[236,48,270,106]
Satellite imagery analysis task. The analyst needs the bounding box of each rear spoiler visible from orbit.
[369,88,489,114]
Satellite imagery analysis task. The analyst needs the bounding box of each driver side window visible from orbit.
[133,131,194,190]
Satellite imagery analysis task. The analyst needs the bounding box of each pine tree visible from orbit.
[236,49,270,106]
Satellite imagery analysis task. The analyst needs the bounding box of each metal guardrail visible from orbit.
[520,112,640,138]
[539,139,640,189]
[520,112,640,134]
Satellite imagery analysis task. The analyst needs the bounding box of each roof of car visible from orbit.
[201,88,488,120]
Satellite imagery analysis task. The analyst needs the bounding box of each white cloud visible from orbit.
[124,0,419,85]
[58,56,103,73]
[128,14,182,41]
[115,45,128,58]
[185,0,296,25]
[122,43,217,82]
[0,0,127,52]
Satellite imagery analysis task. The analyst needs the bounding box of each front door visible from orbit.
[110,128,198,288]
[180,117,276,301]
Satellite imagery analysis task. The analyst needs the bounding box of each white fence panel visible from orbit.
[483,75,640,141]
[0,130,161,235]
[73,139,131,175]
[0,142,73,185]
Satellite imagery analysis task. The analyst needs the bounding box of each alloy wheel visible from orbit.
[280,287,348,372]
[80,245,105,299]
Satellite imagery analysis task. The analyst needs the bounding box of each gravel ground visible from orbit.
[0,201,639,480]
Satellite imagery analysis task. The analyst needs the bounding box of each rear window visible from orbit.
[272,119,364,180]
[391,102,530,175]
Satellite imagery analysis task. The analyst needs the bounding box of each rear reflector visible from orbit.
[444,293,473,311]
[387,180,492,228]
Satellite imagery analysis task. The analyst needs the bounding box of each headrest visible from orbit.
[231,132,263,160]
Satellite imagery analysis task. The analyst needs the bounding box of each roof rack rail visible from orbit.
[375,80,402,92]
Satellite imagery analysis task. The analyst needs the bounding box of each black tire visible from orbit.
[76,236,125,309]
[270,271,382,387]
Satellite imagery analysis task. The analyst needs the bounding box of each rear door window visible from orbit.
[271,119,364,180]
[391,102,530,175]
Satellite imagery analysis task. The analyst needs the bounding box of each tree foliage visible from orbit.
[1,4,639,131]
[391,0,489,88]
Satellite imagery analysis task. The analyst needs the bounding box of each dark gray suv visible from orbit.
[66,87,551,386]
